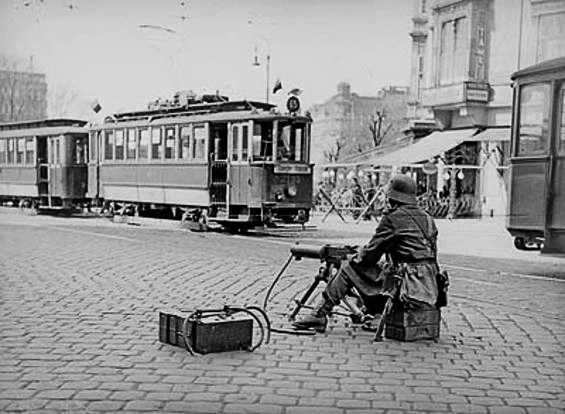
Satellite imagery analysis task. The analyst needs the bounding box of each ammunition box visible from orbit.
[158,311,253,354]
[384,308,440,342]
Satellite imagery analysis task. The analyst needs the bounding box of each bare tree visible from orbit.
[0,55,40,122]
[323,138,344,163]
[368,109,392,148]
[48,82,91,119]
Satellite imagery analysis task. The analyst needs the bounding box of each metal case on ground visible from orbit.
[159,311,253,354]
[384,308,440,342]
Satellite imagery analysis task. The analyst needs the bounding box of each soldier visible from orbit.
[293,174,440,333]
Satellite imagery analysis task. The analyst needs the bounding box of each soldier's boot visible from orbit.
[292,301,333,333]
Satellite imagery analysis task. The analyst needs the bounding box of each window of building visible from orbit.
[115,130,124,160]
[179,125,191,159]
[439,17,469,85]
[193,126,206,160]
[0,140,6,164]
[165,127,176,159]
[104,130,114,160]
[453,17,468,82]
[421,0,426,14]
[151,127,162,160]
[139,129,149,159]
[440,21,454,85]
[517,83,550,156]
[232,125,239,161]
[25,138,35,164]
[16,138,25,163]
[538,13,565,62]
[127,129,136,159]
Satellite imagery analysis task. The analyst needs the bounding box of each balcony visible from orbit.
[421,82,491,108]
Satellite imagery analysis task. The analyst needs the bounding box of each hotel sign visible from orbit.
[465,82,490,103]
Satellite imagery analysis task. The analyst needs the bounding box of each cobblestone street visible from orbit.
[1,212,564,413]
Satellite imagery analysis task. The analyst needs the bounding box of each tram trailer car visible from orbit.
[0,119,89,211]
[88,96,314,228]
[508,57,565,254]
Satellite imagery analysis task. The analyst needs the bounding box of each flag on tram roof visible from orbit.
[272,79,282,94]
[91,100,102,113]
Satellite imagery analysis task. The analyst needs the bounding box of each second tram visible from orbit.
[507,57,565,254]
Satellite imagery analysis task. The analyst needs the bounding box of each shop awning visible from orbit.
[366,128,478,166]
[466,127,510,142]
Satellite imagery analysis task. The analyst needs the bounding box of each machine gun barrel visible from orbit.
[290,244,357,261]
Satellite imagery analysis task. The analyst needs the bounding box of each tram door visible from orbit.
[545,83,565,252]
[209,124,229,215]
[36,136,49,204]
[509,83,550,232]
[228,122,253,216]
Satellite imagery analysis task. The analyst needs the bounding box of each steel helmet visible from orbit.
[386,174,418,205]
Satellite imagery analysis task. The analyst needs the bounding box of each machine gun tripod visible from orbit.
[263,243,369,330]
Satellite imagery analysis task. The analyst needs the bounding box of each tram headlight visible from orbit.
[286,184,298,198]
[275,191,284,201]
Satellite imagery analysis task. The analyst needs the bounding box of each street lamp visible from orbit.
[252,46,271,103]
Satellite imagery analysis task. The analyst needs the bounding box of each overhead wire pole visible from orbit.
[266,53,271,104]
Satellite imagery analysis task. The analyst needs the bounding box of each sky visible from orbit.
[0,0,414,118]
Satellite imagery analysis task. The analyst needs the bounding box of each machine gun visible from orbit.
[263,243,364,327]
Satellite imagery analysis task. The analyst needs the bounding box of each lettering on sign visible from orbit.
[274,164,311,174]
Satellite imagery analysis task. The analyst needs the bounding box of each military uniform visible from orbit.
[326,203,439,314]
[293,174,440,333]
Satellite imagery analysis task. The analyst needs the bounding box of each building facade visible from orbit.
[407,0,565,217]
[308,82,409,173]
[0,70,47,123]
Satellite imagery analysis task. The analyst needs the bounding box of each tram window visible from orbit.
[126,129,136,159]
[242,125,249,161]
[252,123,273,161]
[559,85,565,153]
[55,139,60,164]
[165,127,175,159]
[151,128,162,160]
[193,126,206,160]
[74,137,87,164]
[104,130,114,160]
[277,125,292,160]
[115,130,125,160]
[232,125,239,161]
[48,139,53,164]
[179,126,191,159]
[25,138,34,164]
[7,139,14,163]
[517,83,550,156]
[295,127,304,162]
[0,140,6,164]
[16,138,25,163]
[89,132,98,162]
[139,129,149,159]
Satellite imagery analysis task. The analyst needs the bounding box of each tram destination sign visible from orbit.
[274,164,311,174]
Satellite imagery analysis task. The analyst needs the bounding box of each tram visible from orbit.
[88,93,314,228]
[0,119,89,210]
[507,57,565,254]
